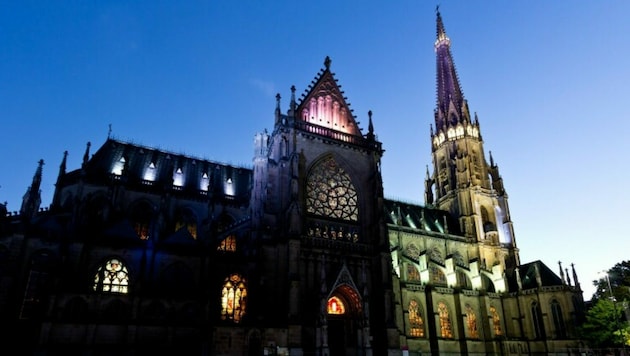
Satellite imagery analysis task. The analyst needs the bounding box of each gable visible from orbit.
[296,56,361,137]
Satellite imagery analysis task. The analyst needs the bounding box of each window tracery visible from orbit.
[551,300,566,338]
[489,305,502,336]
[406,263,421,282]
[93,258,129,294]
[175,208,197,239]
[306,157,358,222]
[408,300,424,337]
[221,273,247,323]
[438,302,453,338]
[218,235,237,252]
[465,304,479,338]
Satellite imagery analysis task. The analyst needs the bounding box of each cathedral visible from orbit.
[0,10,585,356]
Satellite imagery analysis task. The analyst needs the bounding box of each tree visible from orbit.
[591,261,630,303]
[580,260,630,350]
[578,298,629,349]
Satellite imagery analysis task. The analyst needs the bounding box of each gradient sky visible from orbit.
[2,1,629,300]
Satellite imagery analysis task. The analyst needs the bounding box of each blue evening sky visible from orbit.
[1,1,629,300]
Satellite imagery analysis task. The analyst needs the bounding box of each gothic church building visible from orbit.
[0,10,584,356]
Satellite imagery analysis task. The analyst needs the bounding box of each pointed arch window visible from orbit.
[327,296,345,315]
[221,273,247,323]
[430,265,447,286]
[175,208,197,239]
[551,300,566,338]
[406,263,421,282]
[217,235,237,252]
[93,258,129,294]
[408,300,425,337]
[438,302,453,338]
[131,200,153,240]
[465,304,479,338]
[531,301,545,339]
[306,157,358,222]
[489,305,503,336]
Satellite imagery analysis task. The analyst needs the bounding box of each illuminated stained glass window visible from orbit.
[93,259,129,294]
[409,300,424,337]
[438,302,453,338]
[221,274,247,323]
[175,208,197,239]
[489,306,502,336]
[465,304,479,338]
[306,157,358,221]
[430,265,447,285]
[407,263,421,282]
[217,235,237,252]
[327,296,345,315]
[131,201,153,240]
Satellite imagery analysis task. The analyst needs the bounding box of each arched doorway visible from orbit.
[326,285,363,356]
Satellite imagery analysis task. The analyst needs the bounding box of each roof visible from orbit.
[383,198,463,236]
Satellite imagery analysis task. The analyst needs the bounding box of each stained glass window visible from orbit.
[407,263,421,282]
[430,265,447,285]
[175,208,197,239]
[490,305,502,336]
[438,302,453,338]
[465,304,479,338]
[217,235,237,252]
[306,157,358,221]
[327,296,345,315]
[93,258,129,294]
[409,300,424,337]
[221,274,247,323]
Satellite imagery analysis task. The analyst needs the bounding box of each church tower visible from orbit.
[425,10,519,270]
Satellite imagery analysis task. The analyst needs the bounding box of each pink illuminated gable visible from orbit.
[296,56,361,136]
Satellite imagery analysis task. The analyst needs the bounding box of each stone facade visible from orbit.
[0,10,584,356]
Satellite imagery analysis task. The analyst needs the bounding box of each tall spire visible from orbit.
[434,9,468,132]
[20,159,44,220]
[51,151,68,210]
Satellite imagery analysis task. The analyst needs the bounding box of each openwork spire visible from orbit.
[434,9,467,132]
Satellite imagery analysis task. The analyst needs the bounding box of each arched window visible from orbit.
[438,302,453,338]
[130,200,153,240]
[489,305,503,336]
[406,263,421,282]
[327,296,345,315]
[531,301,545,339]
[551,300,566,338]
[217,235,237,252]
[465,304,479,338]
[306,157,358,222]
[93,258,129,294]
[175,207,198,239]
[221,273,247,323]
[408,300,424,337]
[430,265,447,286]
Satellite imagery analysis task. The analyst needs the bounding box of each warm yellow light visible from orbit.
[327,296,345,315]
